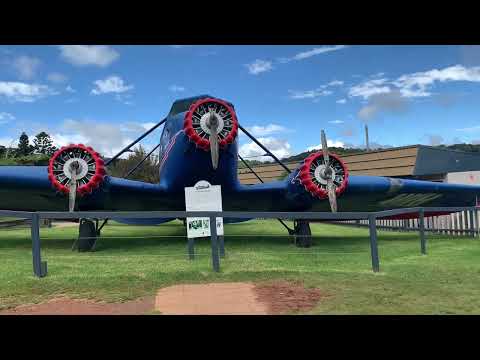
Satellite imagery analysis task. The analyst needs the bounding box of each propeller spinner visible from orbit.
[298,130,349,212]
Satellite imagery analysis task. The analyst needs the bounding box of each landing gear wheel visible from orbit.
[77,219,97,252]
[294,220,312,248]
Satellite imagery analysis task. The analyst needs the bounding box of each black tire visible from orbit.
[77,219,97,252]
[295,220,312,248]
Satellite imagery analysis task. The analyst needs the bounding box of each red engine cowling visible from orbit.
[298,151,349,199]
[183,97,239,150]
[48,144,106,196]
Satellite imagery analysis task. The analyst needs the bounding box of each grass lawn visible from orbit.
[0,219,479,314]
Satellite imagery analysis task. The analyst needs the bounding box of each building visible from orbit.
[238,145,480,185]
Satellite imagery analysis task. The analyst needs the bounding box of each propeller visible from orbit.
[68,161,79,212]
[207,109,220,170]
[320,130,337,213]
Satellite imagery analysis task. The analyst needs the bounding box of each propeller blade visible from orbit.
[321,130,329,167]
[68,171,77,212]
[321,129,337,212]
[327,179,337,213]
[208,110,219,170]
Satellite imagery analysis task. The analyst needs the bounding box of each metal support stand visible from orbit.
[219,236,225,258]
[210,216,220,272]
[475,208,479,238]
[368,214,380,273]
[419,209,426,255]
[188,237,195,260]
[469,208,475,238]
[31,213,47,278]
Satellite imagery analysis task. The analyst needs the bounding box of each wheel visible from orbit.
[77,219,97,252]
[295,220,312,248]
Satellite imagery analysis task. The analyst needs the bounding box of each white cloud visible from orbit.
[279,45,347,63]
[288,88,332,99]
[336,98,347,104]
[246,59,273,75]
[169,85,185,92]
[170,45,191,48]
[247,124,289,136]
[328,120,344,124]
[47,72,68,84]
[59,45,119,67]
[0,112,15,124]
[0,137,15,147]
[0,81,56,102]
[239,137,291,161]
[55,119,135,157]
[65,85,76,93]
[91,76,133,95]
[393,65,480,98]
[456,125,480,132]
[306,139,345,151]
[12,56,41,80]
[327,80,344,87]
[350,65,480,100]
[349,78,391,99]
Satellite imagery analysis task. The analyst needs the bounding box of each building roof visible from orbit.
[237,145,480,184]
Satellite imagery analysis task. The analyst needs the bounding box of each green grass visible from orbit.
[0,219,479,314]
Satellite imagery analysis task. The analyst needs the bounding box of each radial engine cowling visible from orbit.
[298,151,349,199]
[48,144,106,196]
[183,97,239,150]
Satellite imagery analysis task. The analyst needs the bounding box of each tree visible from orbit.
[16,132,34,157]
[108,145,160,183]
[0,145,5,157]
[33,132,57,156]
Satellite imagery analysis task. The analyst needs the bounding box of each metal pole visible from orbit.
[210,216,220,272]
[188,237,195,260]
[419,208,426,255]
[238,124,292,174]
[124,143,161,178]
[31,213,47,277]
[105,118,166,167]
[469,208,475,238]
[219,236,225,258]
[238,153,294,234]
[368,214,380,273]
[475,208,479,238]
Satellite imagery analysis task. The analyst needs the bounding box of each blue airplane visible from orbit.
[1,95,480,250]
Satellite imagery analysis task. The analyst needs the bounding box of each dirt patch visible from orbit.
[155,282,268,315]
[1,281,323,315]
[254,280,323,314]
[0,296,155,315]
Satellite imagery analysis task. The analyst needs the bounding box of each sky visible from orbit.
[1,45,480,160]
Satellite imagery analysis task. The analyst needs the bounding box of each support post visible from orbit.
[475,208,479,238]
[210,216,220,272]
[188,237,195,260]
[368,214,380,273]
[219,236,225,258]
[419,208,426,255]
[469,208,475,238]
[31,213,47,278]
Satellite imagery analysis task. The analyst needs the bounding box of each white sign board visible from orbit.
[446,171,480,185]
[185,180,223,238]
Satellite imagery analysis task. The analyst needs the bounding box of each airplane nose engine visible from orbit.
[183,98,238,169]
[298,151,349,199]
[48,144,106,196]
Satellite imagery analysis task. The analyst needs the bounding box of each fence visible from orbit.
[337,209,479,236]
[0,206,477,278]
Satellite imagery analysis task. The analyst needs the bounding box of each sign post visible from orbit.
[185,181,224,266]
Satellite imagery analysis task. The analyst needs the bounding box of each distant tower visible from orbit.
[365,124,370,151]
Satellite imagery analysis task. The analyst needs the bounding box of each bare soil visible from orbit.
[1,281,323,315]
[1,296,156,315]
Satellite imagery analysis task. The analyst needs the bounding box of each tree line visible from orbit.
[0,132,57,160]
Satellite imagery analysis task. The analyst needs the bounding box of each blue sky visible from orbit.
[1,45,480,160]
